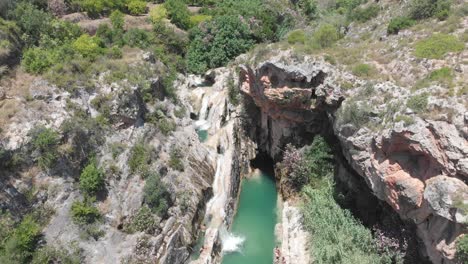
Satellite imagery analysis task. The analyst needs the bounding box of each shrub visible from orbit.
[337,100,373,127]
[164,0,191,30]
[70,201,100,225]
[10,2,53,46]
[169,147,184,171]
[123,28,153,48]
[143,173,171,216]
[298,0,318,19]
[30,126,60,169]
[75,0,127,17]
[149,5,168,23]
[22,47,57,74]
[352,63,375,78]
[190,14,212,27]
[72,34,104,59]
[79,224,105,240]
[312,24,341,48]
[31,246,81,264]
[107,46,123,58]
[128,142,150,173]
[407,93,429,113]
[302,184,389,263]
[126,206,157,233]
[79,163,105,196]
[127,0,147,15]
[456,235,468,263]
[0,215,41,263]
[287,30,306,44]
[414,34,464,59]
[110,10,124,31]
[409,0,451,20]
[428,67,452,83]
[187,15,255,74]
[158,118,176,136]
[394,115,415,126]
[387,16,415,35]
[349,4,379,22]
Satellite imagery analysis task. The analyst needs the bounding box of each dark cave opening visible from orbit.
[250,151,276,178]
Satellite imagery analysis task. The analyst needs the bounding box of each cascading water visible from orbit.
[220,227,245,253]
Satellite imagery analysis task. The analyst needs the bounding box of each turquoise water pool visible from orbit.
[222,170,278,264]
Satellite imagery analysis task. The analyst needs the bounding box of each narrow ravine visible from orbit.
[222,158,278,264]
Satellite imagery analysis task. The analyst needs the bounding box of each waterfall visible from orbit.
[220,228,245,254]
[195,93,211,131]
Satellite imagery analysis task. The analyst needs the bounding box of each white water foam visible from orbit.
[221,230,245,253]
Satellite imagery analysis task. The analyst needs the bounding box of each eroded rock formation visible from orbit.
[238,52,467,264]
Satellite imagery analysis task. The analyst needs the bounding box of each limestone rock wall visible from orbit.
[238,51,467,264]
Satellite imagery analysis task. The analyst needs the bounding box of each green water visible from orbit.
[222,171,278,264]
[197,129,208,142]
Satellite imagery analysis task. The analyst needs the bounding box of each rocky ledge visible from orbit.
[238,50,467,264]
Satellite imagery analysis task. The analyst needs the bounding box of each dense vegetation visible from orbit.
[280,136,403,263]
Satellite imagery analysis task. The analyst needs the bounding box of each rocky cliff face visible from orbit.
[0,52,219,263]
[238,50,467,264]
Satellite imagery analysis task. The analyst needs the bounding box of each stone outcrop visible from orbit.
[238,51,467,264]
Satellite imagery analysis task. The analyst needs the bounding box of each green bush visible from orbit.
[110,10,124,31]
[158,118,176,136]
[164,0,191,30]
[409,0,451,20]
[75,0,127,17]
[414,34,464,59]
[387,16,415,35]
[70,201,100,225]
[149,5,168,23]
[123,28,153,48]
[428,67,453,84]
[79,163,105,196]
[349,4,379,22]
[0,216,41,263]
[128,142,150,173]
[126,206,157,233]
[187,15,255,74]
[10,2,52,46]
[22,47,57,74]
[31,246,81,264]
[72,34,104,59]
[287,30,306,44]
[169,147,184,171]
[79,224,105,241]
[312,24,341,48]
[407,93,429,113]
[127,0,147,15]
[298,0,318,19]
[352,63,375,78]
[190,14,212,27]
[456,235,468,264]
[143,173,171,216]
[30,126,60,169]
[302,184,389,263]
[337,100,373,127]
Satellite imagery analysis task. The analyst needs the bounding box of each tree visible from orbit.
[72,34,103,59]
[79,163,105,196]
[10,2,53,47]
[143,173,171,216]
[164,0,191,30]
[30,126,60,169]
[127,0,147,16]
[187,15,255,74]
